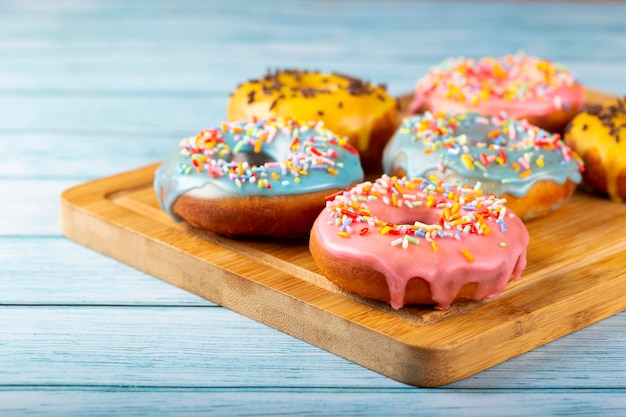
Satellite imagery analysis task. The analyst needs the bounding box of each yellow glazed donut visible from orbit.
[564,97,626,202]
[228,69,398,171]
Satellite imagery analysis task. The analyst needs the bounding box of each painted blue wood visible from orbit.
[0,237,213,306]
[0,306,623,389]
[0,390,624,417]
[1,0,625,414]
[0,180,82,235]
[0,0,625,95]
[1,45,624,95]
[0,130,184,180]
[0,96,229,131]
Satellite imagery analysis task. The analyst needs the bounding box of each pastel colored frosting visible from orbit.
[154,118,364,220]
[382,112,583,198]
[409,54,585,119]
[564,97,626,202]
[311,176,529,310]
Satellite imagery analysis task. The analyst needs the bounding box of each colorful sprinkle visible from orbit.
[461,248,475,263]
[416,53,580,105]
[320,175,524,275]
[387,110,582,199]
[175,117,360,193]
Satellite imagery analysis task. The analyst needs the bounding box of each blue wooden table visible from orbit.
[2,0,626,415]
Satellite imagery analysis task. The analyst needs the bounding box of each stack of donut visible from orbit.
[153,54,614,310]
[154,69,401,240]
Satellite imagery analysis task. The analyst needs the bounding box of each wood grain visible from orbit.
[60,89,626,387]
[1,390,625,417]
[2,0,625,413]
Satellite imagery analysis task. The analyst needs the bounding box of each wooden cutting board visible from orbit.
[60,89,626,387]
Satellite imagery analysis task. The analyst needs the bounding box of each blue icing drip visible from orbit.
[382,112,582,197]
[154,119,364,221]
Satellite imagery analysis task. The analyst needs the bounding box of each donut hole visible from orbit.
[229,151,276,167]
[382,206,442,228]
[457,123,510,146]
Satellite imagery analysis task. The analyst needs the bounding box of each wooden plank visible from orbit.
[0,306,623,389]
[0,390,625,417]
[0,306,397,388]
[0,96,227,131]
[0,133,178,179]
[0,1,625,96]
[1,0,624,39]
[59,90,626,387]
[0,180,76,235]
[2,51,625,98]
[0,237,212,306]
[0,51,435,96]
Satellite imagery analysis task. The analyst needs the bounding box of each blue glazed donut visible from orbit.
[154,117,364,237]
[382,111,584,220]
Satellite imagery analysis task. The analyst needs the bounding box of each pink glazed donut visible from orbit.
[409,53,585,133]
[309,175,530,310]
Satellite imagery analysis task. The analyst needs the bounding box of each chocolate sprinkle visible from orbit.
[247,90,256,104]
[586,96,626,143]
[269,94,285,111]
[585,104,603,115]
[248,69,381,100]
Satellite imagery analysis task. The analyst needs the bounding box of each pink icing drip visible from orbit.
[312,180,530,310]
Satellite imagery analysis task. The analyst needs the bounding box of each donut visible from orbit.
[309,175,530,310]
[382,111,584,221]
[154,117,364,238]
[409,53,585,133]
[227,69,398,171]
[564,97,626,202]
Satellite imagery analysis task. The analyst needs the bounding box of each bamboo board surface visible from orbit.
[61,89,626,387]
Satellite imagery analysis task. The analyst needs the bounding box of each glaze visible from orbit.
[382,112,583,198]
[155,118,364,221]
[564,97,626,202]
[228,69,398,168]
[311,176,529,310]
